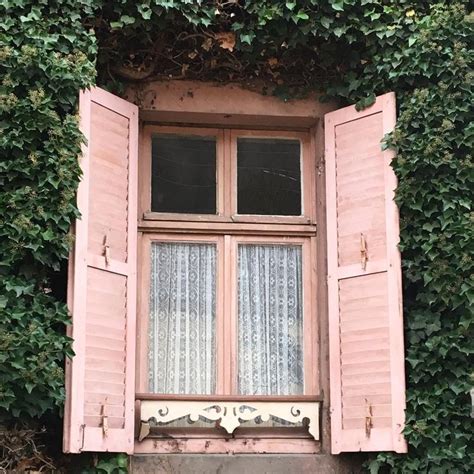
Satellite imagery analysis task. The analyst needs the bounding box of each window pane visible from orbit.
[148,242,216,394]
[238,244,304,395]
[237,138,301,215]
[152,134,217,214]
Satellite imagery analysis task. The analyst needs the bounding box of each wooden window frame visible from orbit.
[229,129,314,224]
[228,235,318,396]
[139,126,316,225]
[136,123,320,453]
[137,233,225,395]
[137,234,318,397]
[139,125,226,222]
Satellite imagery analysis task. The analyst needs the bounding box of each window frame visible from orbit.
[229,235,318,396]
[137,233,225,394]
[229,129,314,224]
[136,123,320,449]
[139,125,226,222]
[137,233,318,397]
[139,125,316,225]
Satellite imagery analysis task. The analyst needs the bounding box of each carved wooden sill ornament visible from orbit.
[139,400,320,442]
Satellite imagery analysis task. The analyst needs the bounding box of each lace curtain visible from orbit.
[148,242,216,394]
[238,244,304,395]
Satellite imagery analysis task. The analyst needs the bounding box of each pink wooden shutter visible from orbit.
[64,87,138,454]
[325,93,407,453]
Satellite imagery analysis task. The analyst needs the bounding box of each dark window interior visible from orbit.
[151,134,217,214]
[237,138,301,216]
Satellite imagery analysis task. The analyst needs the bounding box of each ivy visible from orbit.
[0,0,96,419]
[1,1,472,472]
[81,453,129,474]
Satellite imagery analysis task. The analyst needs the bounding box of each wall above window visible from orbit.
[124,80,336,129]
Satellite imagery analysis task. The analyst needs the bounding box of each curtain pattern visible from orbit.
[148,242,216,394]
[238,244,304,395]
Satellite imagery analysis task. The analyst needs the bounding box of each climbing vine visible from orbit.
[1,1,472,472]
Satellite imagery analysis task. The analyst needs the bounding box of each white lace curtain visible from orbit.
[148,242,216,394]
[148,241,304,396]
[238,244,304,395]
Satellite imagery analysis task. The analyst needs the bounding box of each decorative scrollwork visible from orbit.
[139,400,320,441]
[291,406,301,417]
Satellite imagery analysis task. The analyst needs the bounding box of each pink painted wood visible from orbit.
[325,93,407,454]
[63,87,138,454]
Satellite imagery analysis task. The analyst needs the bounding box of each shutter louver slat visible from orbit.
[64,87,138,454]
[325,93,407,453]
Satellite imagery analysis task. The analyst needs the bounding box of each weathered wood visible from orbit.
[140,399,321,440]
[64,87,138,454]
[125,80,334,129]
[134,437,320,454]
[136,394,323,402]
[138,220,317,236]
[325,92,406,454]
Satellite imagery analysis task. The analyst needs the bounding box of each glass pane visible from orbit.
[148,242,216,394]
[237,138,301,215]
[238,244,304,395]
[152,134,217,214]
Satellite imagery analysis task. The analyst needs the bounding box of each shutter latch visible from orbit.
[365,399,373,438]
[101,404,109,437]
[102,234,110,266]
[360,233,368,270]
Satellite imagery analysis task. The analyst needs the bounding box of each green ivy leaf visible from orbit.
[137,4,153,20]
[320,17,331,29]
[240,33,255,45]
[119,15,136,25]
[298,11,309,20]
[330,1,344,12]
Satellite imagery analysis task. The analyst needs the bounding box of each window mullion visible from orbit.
[229,130,238,217]
[303,237,317,395]
[222,129,232,218]
[215,235,225,395]
[221,234,236,395]
[217,129,226,217]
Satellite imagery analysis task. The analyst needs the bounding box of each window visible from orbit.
[64,87,406,456]
[237,137,301,215]
[151,134,217,214]
[137,127,318,401]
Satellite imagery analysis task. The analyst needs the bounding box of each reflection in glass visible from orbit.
[152,134,217,214]
[237,138,301,215]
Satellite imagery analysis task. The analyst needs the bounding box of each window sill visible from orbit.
[134,437,320,454]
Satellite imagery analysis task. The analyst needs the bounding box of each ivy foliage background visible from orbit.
[1,1,472,472]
